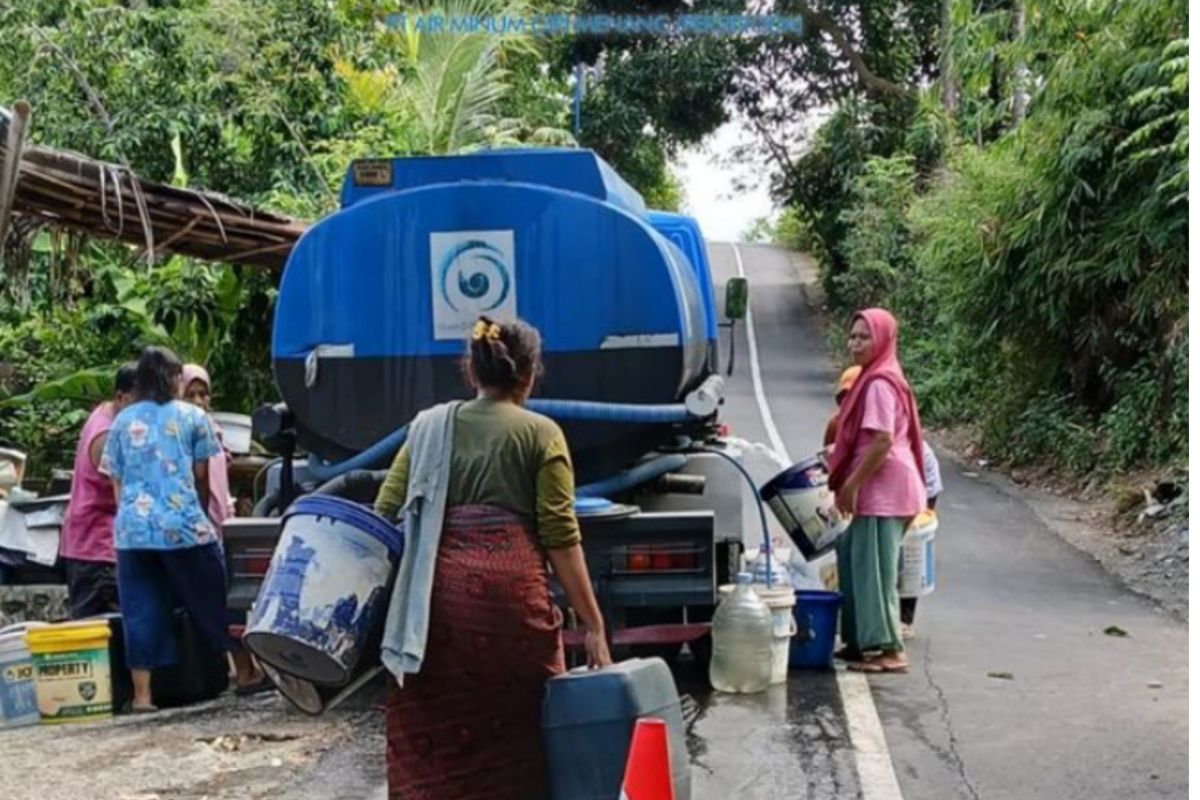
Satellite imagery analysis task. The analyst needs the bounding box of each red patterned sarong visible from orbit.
[386,505,565,800]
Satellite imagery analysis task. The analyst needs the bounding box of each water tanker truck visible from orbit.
[227,148,755,661]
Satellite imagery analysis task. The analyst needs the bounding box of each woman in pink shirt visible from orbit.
[180,363,268,694]
[827,309,926,673]
[60,363,137,618]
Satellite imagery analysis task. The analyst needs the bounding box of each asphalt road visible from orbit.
[707,242,1189,800]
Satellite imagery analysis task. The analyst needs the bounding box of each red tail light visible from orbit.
[244,556,272,575]
[619,545,703,573]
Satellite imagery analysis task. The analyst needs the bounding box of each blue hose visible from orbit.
[306,398,703,483]
[526,399,693,424]
[575,453,688,499]
[699,445,776,588]
[307,424,409,483]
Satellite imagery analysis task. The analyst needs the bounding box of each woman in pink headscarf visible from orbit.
[181,364,268,694]
[827,309,926,673]
[180,365,234,531]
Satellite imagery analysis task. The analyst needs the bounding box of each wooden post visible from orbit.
[0,101,32,258]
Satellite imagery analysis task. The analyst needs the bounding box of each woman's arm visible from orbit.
[546,545,612,668]
[193,460,211,512]
[537,429,611,668]
[373,445,410,522]
[836,430,891,514]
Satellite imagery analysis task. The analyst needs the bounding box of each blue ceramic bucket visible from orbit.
[245,495,403,686]
[789,590,842,670]
[759,457,850,560]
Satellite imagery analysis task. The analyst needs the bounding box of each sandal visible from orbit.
[876,654,909,673]
[847,659,884,673]
[132,703,159,715]
[900,623,915,641]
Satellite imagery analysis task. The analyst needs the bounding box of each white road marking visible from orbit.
[837,669,907,800]
[730,242,905,800]
[730,243,790,464]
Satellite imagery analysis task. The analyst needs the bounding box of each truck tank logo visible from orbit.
[438,240,511,311]
[430,230,517,340]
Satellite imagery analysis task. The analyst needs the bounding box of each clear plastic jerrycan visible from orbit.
[709,573,774,694]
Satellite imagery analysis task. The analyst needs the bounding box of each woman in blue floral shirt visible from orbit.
[102,346,234,712]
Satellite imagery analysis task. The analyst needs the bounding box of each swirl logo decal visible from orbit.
[430,230,517,340]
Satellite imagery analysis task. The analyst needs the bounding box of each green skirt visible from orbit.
[836,515,907,654]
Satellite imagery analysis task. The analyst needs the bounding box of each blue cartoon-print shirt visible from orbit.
[101,400,220,550]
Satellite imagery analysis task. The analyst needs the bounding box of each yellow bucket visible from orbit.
[25,621,113,724]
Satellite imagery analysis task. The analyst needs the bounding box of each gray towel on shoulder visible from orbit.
[380,400,461,684]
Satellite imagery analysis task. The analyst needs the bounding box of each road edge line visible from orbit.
[730,243,789,463]
[836,668,906,800]
[730,242,905,800]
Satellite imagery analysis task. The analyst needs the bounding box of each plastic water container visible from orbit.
[759,457,850,559]
[709,573,773,694]
[245,495,403,686]
[542,657,690,800]
[25,621,113,723]
[789,591,842,670]
[718,583,795,684]
[0,622,45,728]
[899,510,937,598]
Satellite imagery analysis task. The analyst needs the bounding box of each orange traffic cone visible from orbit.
[620,717,675,800]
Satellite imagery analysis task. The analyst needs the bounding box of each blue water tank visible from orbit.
[273,149,713,481]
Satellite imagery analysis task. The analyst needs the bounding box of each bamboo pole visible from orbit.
[0,101,31,257]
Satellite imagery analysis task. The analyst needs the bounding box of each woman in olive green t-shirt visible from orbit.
[375,316,610,800]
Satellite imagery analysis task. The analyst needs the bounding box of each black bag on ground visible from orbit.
[105,610,228,712]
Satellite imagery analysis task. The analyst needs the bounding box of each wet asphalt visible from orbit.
[706,243,1188,800]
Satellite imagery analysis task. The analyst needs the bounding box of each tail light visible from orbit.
[616,545,703,574]
[235,549,274,578]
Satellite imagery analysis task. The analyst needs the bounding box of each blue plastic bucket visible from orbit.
[759,458,850,560]
[0,623,44,728]
[245,495,403,686]
[789,590,842,670]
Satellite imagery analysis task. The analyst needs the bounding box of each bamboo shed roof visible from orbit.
[0,104,308,269]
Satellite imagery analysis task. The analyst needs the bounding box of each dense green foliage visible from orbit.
[0,0,1188,481]
[782,0,1188,473]
[0,0,579,475]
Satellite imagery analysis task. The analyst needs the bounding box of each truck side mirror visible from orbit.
[725,277,748,321]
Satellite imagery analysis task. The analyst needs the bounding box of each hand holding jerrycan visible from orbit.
[709,573,773,694]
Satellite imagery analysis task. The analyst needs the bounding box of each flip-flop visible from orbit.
[876,658,909,673]
[847,660,884,673]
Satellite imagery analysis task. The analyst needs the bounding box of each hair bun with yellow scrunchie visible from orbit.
[472,319,502,341]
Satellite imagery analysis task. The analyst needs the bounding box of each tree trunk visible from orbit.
[1012,0,1029,124]
[940,0,958,115]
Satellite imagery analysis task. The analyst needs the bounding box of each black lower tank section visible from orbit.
[275,347,695,484]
